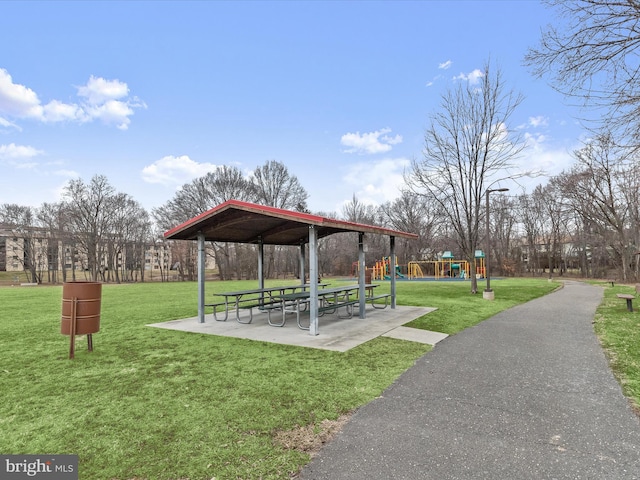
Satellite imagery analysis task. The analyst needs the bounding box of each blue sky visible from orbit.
[0,1,581,215]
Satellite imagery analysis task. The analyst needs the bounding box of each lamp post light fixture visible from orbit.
[483,187,509,300]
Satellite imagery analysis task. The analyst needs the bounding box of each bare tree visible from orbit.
[310,209,344,277]
[489,194,519,277]
[531,182,569,279]
[559,132,637,281]
[153,166,252,230]
[337,195,390,276]
[62,175,119,282]
[249,160,309,278]
[342,195,377,224]
[156,161,309,280]
[250,160,309,212]
[619,160,640,279]
[567,207,595,278]
[37,202,71,283]
[106,194,151,283]
[379,191,440,265]
[517,190,544,277]
[153,165,254,280]
[407,60,526,293]
[526,0,640,142]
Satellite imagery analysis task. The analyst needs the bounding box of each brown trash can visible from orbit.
[61,281,102,335]
[365,268,372,284]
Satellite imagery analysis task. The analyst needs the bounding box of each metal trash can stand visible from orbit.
[61,281,102,358]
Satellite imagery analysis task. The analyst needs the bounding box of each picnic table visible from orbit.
[208,284,326,323]
[271,284,386,329]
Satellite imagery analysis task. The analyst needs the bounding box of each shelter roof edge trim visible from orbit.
[163,199,418,243]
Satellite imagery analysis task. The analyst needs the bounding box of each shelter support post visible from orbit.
[258,239,264,290]
[358,232,366,319]
[258,239,265,305]
[390,236,396,309]
[308,225,319,335]
[197,232,205,323]
[299,243,306,285]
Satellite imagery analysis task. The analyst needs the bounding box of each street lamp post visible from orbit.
[483,187,509,300]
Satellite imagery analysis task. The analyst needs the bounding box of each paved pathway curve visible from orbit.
[301,281,640,479]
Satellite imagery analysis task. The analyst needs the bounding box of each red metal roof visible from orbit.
[163,199,418,245]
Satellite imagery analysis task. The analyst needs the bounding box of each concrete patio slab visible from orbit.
[148,305,441,352]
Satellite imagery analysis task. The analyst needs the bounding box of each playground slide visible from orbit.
[384,272,406,280]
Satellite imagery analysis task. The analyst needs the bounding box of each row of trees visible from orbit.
[151,160,310,281]
[521,0,640,282]
[1,176,152,284]
[0,160,310,284]
[2,145,639,285]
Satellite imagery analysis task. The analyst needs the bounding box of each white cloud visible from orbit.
[0,69,43,119]
[84,99,135,130]
[340,128,403,155]
[0,68,144,129]
[74,76,145,129]
[425,61,452,87]
[426,75,443,87]
[0,142,44,160]
[53,168,80,178]
[342,157,410,206]
[42,100,85,123]
[528,115,549,128]
[141,155,219,186]
[453,68,484,85]
[0,143,44,171]
[0,116,20,131]
[501,133,577,194]
[76,76,145,129]
[77,76,129,104]
[525,131,547,144]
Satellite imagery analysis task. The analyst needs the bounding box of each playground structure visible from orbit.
[408,259,469,279]
[408,251,486,280]
[351,257,405,281]
[354,251,487,281]
[372,257,405,280]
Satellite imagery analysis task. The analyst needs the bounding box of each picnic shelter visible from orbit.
[163,200,418,335]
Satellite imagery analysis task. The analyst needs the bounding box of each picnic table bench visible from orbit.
[367,292,391,309]
[616,284,640,312]
[207,284,325,323]
[272,284,384,329]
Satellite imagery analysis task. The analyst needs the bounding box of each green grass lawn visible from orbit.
[3,277,631,479]
[593,283,640,411]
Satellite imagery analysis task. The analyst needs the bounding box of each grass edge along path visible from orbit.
[1,278,560,479]
[593,282,640,414]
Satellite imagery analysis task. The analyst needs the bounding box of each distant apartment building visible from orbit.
[517,235,582,274]
[0,232,21,272]
[0,223,219,281]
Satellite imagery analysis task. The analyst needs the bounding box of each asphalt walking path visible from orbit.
[300,281,640,479]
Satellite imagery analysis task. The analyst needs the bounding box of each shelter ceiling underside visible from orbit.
[173,210,345,245]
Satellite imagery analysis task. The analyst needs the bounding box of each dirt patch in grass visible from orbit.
[273,413,352,457]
